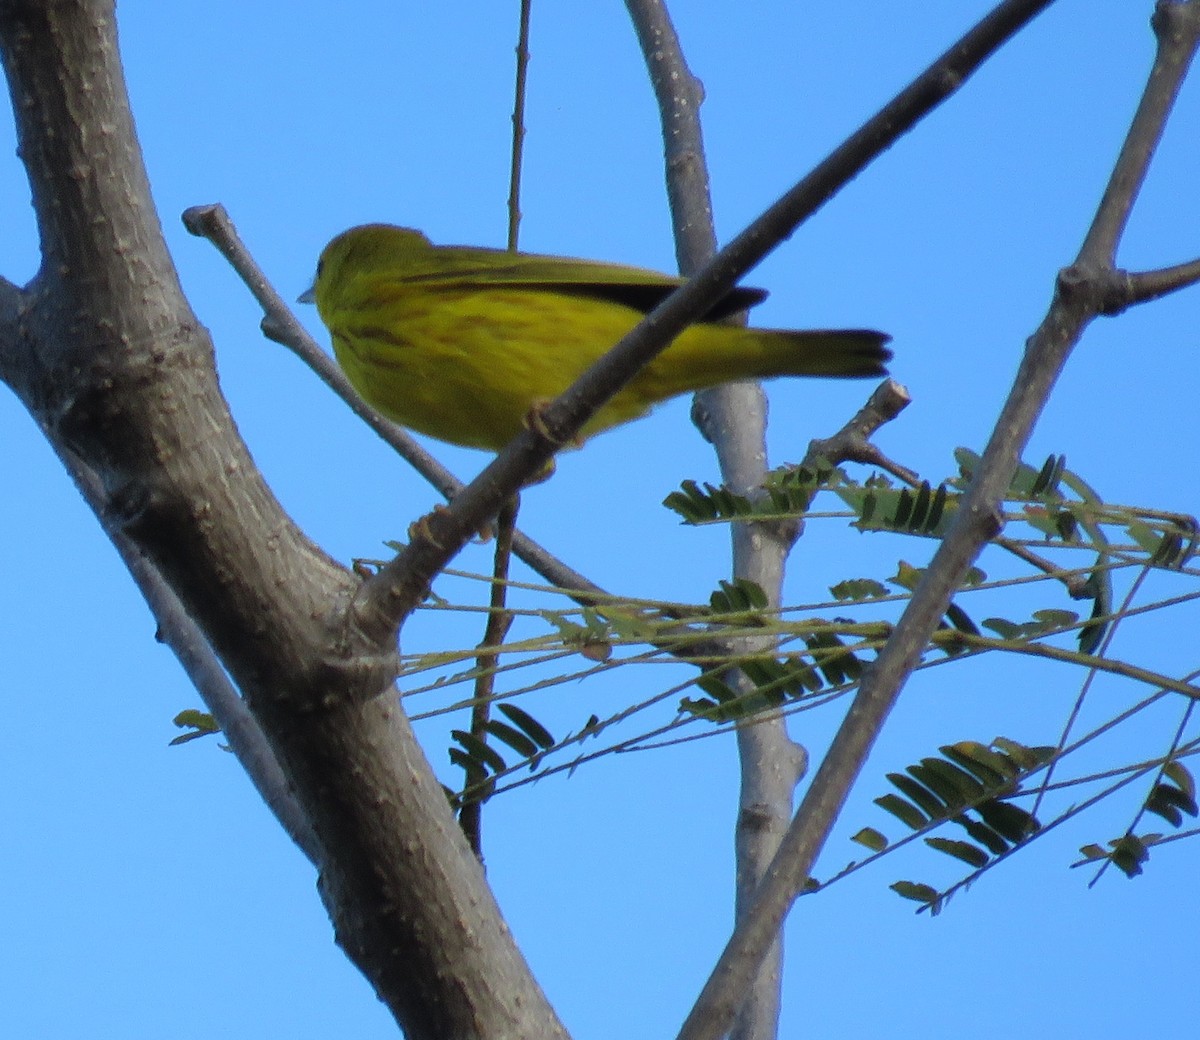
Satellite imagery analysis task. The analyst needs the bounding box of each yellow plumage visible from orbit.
[305,224,891,451]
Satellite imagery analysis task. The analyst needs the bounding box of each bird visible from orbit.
[302,223,890,452]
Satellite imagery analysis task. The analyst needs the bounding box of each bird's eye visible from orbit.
[315,258,325,279]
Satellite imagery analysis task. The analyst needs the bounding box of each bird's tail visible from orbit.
[640,326,891,399]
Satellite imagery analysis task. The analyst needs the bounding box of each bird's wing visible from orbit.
[379,246,769,320]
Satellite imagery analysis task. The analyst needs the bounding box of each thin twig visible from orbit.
[1086,696,1196,887]
[507,0,533,251]
[458,495,519,859]
[802,378,916,482]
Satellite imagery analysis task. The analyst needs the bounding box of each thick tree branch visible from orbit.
[0,273,22,384]
[0,3,568,1037]
[677,5,1200,1040]
[624,0,717,272]
[64,452,323,861]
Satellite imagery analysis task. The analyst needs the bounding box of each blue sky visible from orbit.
[2,2,1199,1037]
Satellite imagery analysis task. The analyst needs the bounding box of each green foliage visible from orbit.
[830,577,889,601]
[169,709,220,747]
[661,462,836,524]
[1078,835,1154,879]
[1077,761,1199,879]
[378,445,1200,902]
[450,703,558,809]
[840,479,954,537]
[863,738,1051,914]
[663,450,1196,687]
[709,578,770,614]
[680,622,874,723]
[664,450,1196,582]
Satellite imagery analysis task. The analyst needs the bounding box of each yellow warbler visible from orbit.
[302,224,890,451]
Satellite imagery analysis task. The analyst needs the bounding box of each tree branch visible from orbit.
[625,3,802,1038]
[67,451,322,862]
[0,272,24,385]
[1124,256,1200,304]
[676,5,1200,1040]
[0,4,568,1036]
[1078,1,1200,264]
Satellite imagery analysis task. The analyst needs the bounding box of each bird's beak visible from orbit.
[297,285,316,304]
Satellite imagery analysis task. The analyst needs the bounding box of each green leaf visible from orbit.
[739,658,790,707]
[1110,835,1149,878]
[908,482,933,530]
[169,709,220,746]
[874,793,929,830]
[890,881,940,908]
[173,709,218,731]
[982,617,1023,640]
[710,578,769,613]
[928,483,949,530]
[890,561,923,592]
[860,491,877,524]
[662,479,716,523]
[1054,508,1079,541]
[1146,782,1198,825]
[925,837,990,868]
[940,741,1016,788]
[1145,790,1183,828]
[954,447,982,477]
[695,671,740,705]
[497,703,555,748]
[1031,608,1079,631]
[679,696,721,719]
[851,828,889,852]
[958,817,1010,855]
[1077,568,1112,655]
[976,799,1039,843]
[782,654,824,694]
[448,747,489,789]
[889,772,947,818]
[962,566,987,587]
[907,762,968,811]
[448,747,495,806]
[483,720,539,761]
[1163,761,1195,801]
[168,729,215,747]
[829,577,889,602]
[919,757,987,803]
[991,737,1054,771]
[1022,504,1061,538]
[451,730,509,775]
[1126,519,1162,555]
[944,601,979,636]
[1029,453,1065,495]
[804,631,862,686]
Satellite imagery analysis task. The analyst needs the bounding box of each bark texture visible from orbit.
[0,3,567,1037]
